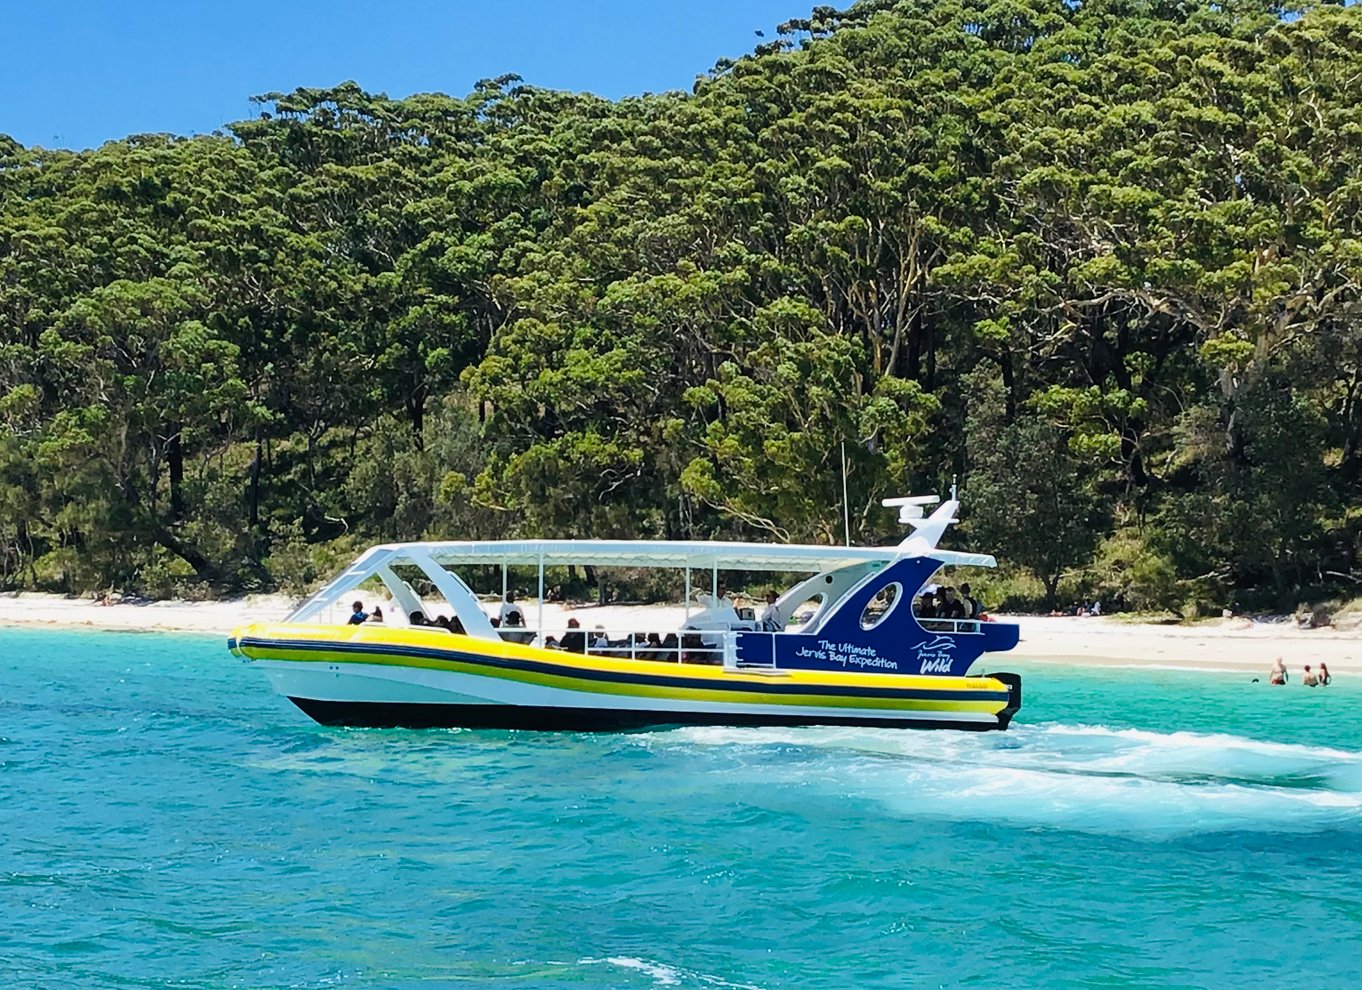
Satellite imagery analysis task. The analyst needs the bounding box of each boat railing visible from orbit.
[914,618,983,634]
[526,627,735,666]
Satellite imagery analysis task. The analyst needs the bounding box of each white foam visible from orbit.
[649,723,1362,838]
[577,956,767,990]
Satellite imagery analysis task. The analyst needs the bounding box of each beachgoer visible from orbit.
[371,605,384,623]
[1269,657,1288,685]
[1318,662,1331,686]
[347,601,368,625]
[1302,665,1319,687]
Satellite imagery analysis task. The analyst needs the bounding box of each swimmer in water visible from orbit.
[1268,657,1287,685]
[1302,664,1319,687]
[1318,662,1331,686]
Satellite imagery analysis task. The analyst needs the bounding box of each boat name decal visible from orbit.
[916,636,957,674]
[792,639,899,671]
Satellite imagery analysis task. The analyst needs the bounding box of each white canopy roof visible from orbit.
[375,538,996,572]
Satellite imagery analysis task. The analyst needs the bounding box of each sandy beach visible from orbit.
[2,591,1357,676]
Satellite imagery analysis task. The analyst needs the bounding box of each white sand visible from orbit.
[1,592,1357,676]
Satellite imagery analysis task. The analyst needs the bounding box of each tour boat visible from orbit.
[229,496,1022,731]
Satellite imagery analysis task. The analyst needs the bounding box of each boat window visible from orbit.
[789,593,827,630]
[860,582,902,630]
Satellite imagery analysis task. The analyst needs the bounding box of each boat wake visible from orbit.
[649,723,1362,838]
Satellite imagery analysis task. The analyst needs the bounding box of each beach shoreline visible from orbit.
[2,591,1357,676]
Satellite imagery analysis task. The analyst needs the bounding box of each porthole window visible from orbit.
[860,582,902,630]
[790,593,827,630]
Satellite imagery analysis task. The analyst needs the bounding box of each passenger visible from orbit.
[408,610,428,626]
[681,632,714,664]
[498,592,521,626]
[448,614,466,635]
[558,617,587,654]
[1318,662,1331,686]
[504,609,523,628]
[760,590,781,630]
[960,582,982,620]
[433,615,451,630]
[917,591,938,619]
[590,625,610,650]
[1302,665,1319,687]
[371,605,384,623]
[661,633,680,661]
[490,616,501,628]
[641,631,665,660]
[940,588,966,620]
[1268,657,1288,685]
[347,601,368,625]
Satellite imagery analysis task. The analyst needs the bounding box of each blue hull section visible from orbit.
[738,557,1020,676]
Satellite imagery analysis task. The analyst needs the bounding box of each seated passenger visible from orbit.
[370,605,384,623]
[959,583,979,620]
[347,601,368,625]
[917,592,938,619]
[558,617,586,654]
[940,588,966,620]
[681,632,720,665]
[498,592,521,625]
[760,590,782,631]
[409,610,427,626]
[641,632,665,660]
[504,609,524,628]
[590,626,610,651]
[660,633,680,662]
[448,614,465,635]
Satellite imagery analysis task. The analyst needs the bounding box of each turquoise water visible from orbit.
[2,629,1359,990]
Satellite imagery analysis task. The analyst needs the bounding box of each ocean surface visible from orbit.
[2,628,1359,990]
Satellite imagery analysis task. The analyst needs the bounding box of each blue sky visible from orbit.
[1,0,801,150]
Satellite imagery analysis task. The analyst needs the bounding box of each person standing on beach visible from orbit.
[1268,657,1287,685]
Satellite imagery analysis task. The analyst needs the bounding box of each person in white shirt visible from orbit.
[498,591,522,626]
[760,589,782,630]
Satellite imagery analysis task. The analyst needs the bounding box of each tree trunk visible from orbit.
[151,523,221,587]
[408,379,427,451]
[167,421,184,521]
[248,429,263,529]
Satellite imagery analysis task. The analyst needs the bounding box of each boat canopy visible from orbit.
[285,497,994,627]
[387,538,996,572]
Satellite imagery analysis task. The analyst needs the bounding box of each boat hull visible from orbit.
[231,624,1021,732]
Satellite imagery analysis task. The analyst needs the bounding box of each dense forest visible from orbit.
[2,0,1361,613]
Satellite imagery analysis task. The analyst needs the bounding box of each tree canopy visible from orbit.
[3,0,1361,611]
